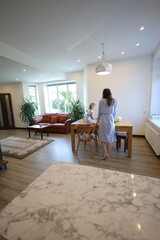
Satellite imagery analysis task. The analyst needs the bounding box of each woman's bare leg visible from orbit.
[106,142,112,156]
[101,142,109,159]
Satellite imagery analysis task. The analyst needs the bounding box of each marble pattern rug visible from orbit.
[0,162,160,240]
[0,136,53,159]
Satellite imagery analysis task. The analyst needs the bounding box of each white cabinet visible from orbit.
[145,119,160,155]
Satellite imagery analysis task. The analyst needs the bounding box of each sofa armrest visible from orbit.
[64,118,71,124]
[64,118,71,133]
[32,118,42,124]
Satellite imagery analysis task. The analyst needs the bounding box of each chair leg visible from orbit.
[116,139,119,150]
[76,140,80,156]
[127,138,128,149]
[94,137,98,152]
[124,139,126,152]
[116,138,121,150]
[124,138,128,152]
[89,141,92,158]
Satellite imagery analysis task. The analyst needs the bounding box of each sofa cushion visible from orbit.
[50,115,59,124]
[45,113,58,116]
[59,114,68,123]
[40,115,51,123]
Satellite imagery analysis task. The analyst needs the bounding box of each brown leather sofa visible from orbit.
[33,113,71,134]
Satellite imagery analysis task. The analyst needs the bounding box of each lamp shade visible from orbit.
[95,62,112,75]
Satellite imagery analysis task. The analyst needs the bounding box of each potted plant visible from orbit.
[69,99,86,122]
[19,98,38,126]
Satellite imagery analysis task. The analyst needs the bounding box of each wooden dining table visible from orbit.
[71,119,133,158]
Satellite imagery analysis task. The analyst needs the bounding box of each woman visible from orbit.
[98,88,117,160]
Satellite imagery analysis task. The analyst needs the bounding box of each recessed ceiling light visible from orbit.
[98,56,101,59]
[137,224,141,230]
[121,51,125,55]
[136,43,140,46]
[140,26,144,31]
[23,69,26,72]
[77,59,80,63]
[133,192,137,197]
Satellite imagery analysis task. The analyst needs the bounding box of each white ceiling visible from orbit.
[0,0,160,83]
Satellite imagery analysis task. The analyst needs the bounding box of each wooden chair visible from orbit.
[76,125,97,158]
[116,132,128,152]
[94,124,99,152]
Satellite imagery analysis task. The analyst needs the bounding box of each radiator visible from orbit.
[145,122,160,155]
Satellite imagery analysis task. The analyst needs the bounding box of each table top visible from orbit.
[71,119,133,127]
[115,119,133,127]
[27,124,49,129]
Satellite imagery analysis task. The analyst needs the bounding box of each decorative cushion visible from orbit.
[59,114,68,123]
[40,115,51,123]
[50,115,59,124]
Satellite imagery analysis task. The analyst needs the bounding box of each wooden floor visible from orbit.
[0,128,160,212]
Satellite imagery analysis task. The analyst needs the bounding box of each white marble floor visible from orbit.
[0,162,160,240]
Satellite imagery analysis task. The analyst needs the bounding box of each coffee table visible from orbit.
[27,124,49,139]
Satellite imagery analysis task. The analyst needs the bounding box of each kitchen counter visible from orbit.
[0,162,160,240]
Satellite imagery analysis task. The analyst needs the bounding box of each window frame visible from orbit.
[46,81,76,113]
[28,84,40,115]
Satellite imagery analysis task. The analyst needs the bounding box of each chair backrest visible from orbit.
[76,125,94,140]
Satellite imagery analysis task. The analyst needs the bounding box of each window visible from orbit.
[29,85,40,114]
[29,85,37,103]
[47,82,76,113]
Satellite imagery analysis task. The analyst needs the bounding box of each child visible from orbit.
[86,103,98,138]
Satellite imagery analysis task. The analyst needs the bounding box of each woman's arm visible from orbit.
[113,99,117,120]
[98,100,102,120]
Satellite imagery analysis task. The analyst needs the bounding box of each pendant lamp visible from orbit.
[95,43,112,75]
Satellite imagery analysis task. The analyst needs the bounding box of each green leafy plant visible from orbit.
[69,99,86,122]
[52,90,74,112]
[19,98,38,125]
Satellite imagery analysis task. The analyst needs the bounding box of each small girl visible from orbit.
[86,103,96,124]
[86,103,98,137]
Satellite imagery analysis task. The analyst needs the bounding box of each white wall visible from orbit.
[83,67,88,108]
[0,82,25,127]
[150,43,160,115]
[22,82,30,99]
[66,71,83,101]
[86,56,152,135]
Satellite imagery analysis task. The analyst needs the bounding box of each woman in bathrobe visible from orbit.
[98,88,117,160]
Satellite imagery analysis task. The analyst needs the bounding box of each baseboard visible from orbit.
[133,134,145,137]
[0,127,25,130]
